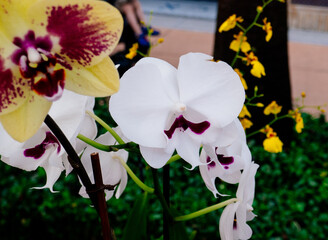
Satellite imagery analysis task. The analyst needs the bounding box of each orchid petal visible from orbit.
[79,131,128,200]
[219,202,240,240]
[140,145,174,169]
[65,57,119,97]
[27,0,123,67]
[0,92,52,142]
[177,53,245,128]
[235,203,253,239]
[110,58,178,148]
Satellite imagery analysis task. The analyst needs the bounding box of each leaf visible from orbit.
[122,192,149,240]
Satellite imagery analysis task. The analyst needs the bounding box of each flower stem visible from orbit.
[86,111,125,145]
[113,156,154,194]
[174,198,237,222]
[166,154,181,165]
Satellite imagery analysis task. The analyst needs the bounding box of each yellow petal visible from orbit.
[27,0,123,67]
[0,92,52,142]
[65,57,119,97]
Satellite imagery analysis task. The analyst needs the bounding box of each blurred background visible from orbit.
[1,0,327,239]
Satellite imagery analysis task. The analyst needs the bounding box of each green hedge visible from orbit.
[0,113,327,239]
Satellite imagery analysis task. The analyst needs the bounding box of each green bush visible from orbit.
[0,113,327,239]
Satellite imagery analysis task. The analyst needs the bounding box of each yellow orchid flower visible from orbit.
[234,68,248,90]
[239,105,251,118]
[0,0,123,142]
[125,43,139,60]
[263,135,283,153]
[240,118,253,130]
[264,101,282,115]
[289,109,304,133]
[243,52,266,78]
[230,32,251,53]
[262,18,273,42]
[218,14,243,33]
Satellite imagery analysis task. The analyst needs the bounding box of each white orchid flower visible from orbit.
[0,90,97,192]
[79,129,128,201]
[109,52,245,169]
[199,119,251,197]
[219,162,259,240]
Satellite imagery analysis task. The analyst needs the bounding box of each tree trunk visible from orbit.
[214,0,294,144]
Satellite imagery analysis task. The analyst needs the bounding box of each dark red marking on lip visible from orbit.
[206,156,216,170]
[24,131,61,159]
[164,115,210,139]
[217,154,234,169]
[46,4,118,66]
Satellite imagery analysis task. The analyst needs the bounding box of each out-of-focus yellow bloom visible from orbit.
[277,0,285,3]
[240,118,253,130]
[264,101,282,115]
[301,92,306,98]
[125,43,139,60]
[257,6,263,13]
[263,136,283,153]
[218,14,243,33]
[234,68,248,90]
[239,105,251,118]
[263,18,273,42]
[157,38,164,43]
[256,103,264,107]
[320,109,326,113]
[230,32,251,53]
[289,109,304,133]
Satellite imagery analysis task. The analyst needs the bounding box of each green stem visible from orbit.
[86,111,125,145]
[77,134,139,153]
[113,156,154,194]
[151,168,174,220]
[166,154,181,165]
[174,198,237,222]
[246,114,291,137]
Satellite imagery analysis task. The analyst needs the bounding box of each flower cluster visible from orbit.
[109,52,259,238]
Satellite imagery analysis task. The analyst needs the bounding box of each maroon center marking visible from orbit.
[217,154,234,169]
[164,115,210,139]
[46,4,118,66]
[24,131,61,159]
[206,156,216,170]
[10,30,66,99]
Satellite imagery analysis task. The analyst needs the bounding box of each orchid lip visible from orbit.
[24,131,61,159]
[164,115,210,139]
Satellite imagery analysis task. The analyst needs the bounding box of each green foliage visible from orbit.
[0,113,327,239]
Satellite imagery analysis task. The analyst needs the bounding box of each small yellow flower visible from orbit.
[250,60,266,78]
[320,109,326,113]
[230,32,251,53]
[263,136,283,153]
[240,118,253,130]
[256,103,264,107]
[301,92,306,98]
[157,38,164,43]
[264,101,282,115]
[263,18,273,42]
[261,125,274,136]
[218,14,243,33]
[125,43,139,60]
[289,109,304,133]
[239,105,251,118]
[257,6,263,13]
[234,68,248,90]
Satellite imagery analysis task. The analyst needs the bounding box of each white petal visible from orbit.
[219,202,240,240]
[140,145,174,169]
[109,58,179,148]
[172,130,203,169]
[235,203,253,239]
[236,162,259,203]
[177,53,245,128]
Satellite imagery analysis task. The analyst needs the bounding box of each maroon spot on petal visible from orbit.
[24,131,61,159]
[206,156,216,170]
[46,4,118,66]
[217,154,234,169]
[164,115,210,139]
[233,215,237,230]
[0,57,18,113]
